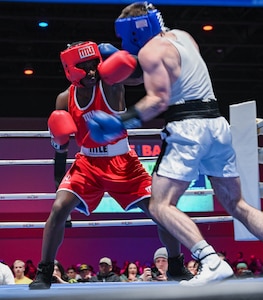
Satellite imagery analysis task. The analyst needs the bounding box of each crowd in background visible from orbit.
[1,250,263,285]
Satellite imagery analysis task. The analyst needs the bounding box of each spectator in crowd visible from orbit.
[0,262,15,285]
[89,257,121,282]
[140,247,168,281]
[24,259,37,280]
[235,262,253,278]
[120,262,141,282]
[52,260,69,284]
[77,264,92,282]
[13,260,33,284]
[66,266,81,282]
[186,260,199,276]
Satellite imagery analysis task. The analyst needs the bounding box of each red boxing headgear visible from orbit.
[60,41,102,87]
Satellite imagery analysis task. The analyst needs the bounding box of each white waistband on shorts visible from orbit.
[80,137,130,157]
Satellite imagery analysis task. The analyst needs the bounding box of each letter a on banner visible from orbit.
[230,100,260,241]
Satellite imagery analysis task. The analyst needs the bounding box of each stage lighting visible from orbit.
[23,64,34,75]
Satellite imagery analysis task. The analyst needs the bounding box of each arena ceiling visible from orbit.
[1,1,263,120]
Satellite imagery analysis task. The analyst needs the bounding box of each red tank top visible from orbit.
[68,82,127,148]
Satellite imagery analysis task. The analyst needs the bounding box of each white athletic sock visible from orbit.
[191,240,209,258]
[191,241,220,270]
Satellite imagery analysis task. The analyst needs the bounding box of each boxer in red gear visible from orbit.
[29,41,192,290]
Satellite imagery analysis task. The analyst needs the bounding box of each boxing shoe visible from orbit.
[29,261,54,290]
[180,247,234,286]
[167,254,194,281]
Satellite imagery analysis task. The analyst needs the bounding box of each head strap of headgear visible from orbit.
[115,2,165,55]
[60,41,102,87]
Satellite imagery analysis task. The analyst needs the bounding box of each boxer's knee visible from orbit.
[149,196,160,220]
[50,194,75,223]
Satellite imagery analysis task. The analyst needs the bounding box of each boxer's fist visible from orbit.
[87,111,125,144]
[98,50,137,85]
[48,110,77,151]
[98,43,119,60]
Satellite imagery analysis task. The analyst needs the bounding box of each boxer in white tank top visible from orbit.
[89,2,263,286]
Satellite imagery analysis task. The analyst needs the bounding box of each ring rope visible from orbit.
[0,122,261,141]
[1,185,262,200]
[0,121,261,137]
[0,131,51,138]
[0,189,215,200]
[0,129,162,138]
[0,216,234,229]
[1,150,261,165]
[0,159,71,166]
[0,157,157,166]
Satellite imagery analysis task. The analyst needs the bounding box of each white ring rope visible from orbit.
[0,120,261,137]
[0,159,72,166]
[0,129,162,138]
[0,131,51,138]
[0,216,234,229]
[1,186,262,200]
[1,149,262,165]
[0,128,261,165]
[0,157,157,166]
[0,189,215,200]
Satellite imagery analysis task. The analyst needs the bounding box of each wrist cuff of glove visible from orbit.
[120,106,142,129]
[51,139,69,152]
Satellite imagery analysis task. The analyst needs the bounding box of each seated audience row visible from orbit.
[2,249,263,285]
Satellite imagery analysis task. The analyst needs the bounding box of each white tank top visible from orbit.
[166,29,216,106]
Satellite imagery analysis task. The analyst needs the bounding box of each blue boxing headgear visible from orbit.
[115,4,165,55]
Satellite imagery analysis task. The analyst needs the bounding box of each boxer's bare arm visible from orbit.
[55,88,69,110]
[134,43,172,121]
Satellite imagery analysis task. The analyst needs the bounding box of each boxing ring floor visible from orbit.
[1,278,263,300]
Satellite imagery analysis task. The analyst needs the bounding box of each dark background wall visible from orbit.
[1,1,263,121]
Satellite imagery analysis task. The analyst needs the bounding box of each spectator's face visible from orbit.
[187,261,198,275]
[99,263,112,276]
[80,269,90,279]
[53,265,62,278]
[128,263,137,275]
[155,258,168,273]
[67,269,76,279]
[13,262,25,276]
[237,266,248,275]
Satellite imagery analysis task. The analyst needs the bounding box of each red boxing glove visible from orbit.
[98,50,137,85]
[48,110,77,151]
